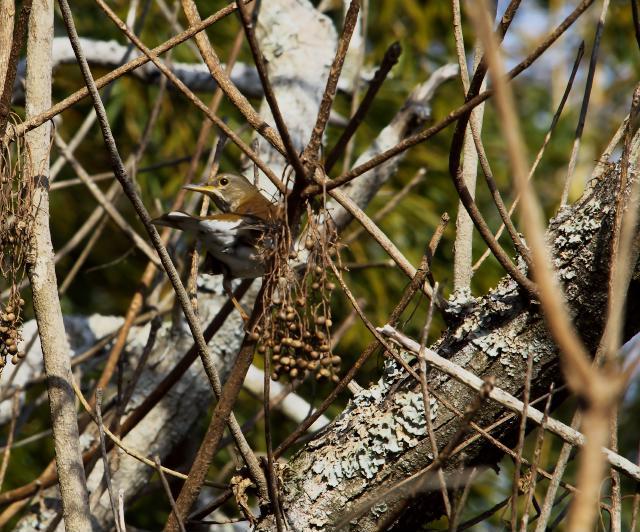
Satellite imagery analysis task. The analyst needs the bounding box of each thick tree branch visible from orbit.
[262,158,640,530]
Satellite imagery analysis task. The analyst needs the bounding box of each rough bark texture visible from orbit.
[0,0,14,93]
[24,0,92,530]
[259,160,640,531]
[249,0,337,191]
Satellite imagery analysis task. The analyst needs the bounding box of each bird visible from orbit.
[182,173,280,221]
[152,173,280,321]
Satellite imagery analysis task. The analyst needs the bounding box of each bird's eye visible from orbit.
[219,177,229,186]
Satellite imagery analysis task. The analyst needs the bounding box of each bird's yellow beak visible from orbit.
[182,183,213,194]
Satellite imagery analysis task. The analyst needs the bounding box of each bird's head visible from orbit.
[183,173,279,220]
[183,173,257,213]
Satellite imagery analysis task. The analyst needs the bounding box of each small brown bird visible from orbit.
[183,173,280,221]
[152,173,279,321]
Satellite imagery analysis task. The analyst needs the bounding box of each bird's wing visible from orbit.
[151,211,198,231]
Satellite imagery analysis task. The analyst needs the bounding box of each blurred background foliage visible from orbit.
[4,0,640,529]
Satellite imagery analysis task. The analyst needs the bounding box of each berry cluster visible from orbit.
[259,208,340,382]
[0,298,26,367]
[1,119,34,370]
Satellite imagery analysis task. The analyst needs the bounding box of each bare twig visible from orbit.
[263,359,284,531]
[533,410,581,532]
[324,41,401,173]
[451,0,487,292]
[58,214,109,295]
[323,0,593,193]
[54,134,162,267]
[595,82,640,532]
[473,41,584,271]
[325,188,438,303]
[416,283,451,517]
[0,392,20,492]
[560,0,610,206]
[165,292,266,530]
[70,376,227,489]
[343,168,425,245]
[467,4,617,528]
[448,467,478,532]
[95,0,285,194]
[520,383,554,531]
[304,0,361,164]
[116,314,162,421]
[154,456,186,532]
[95,389,122,532]
[177,0,289,161]
[511,352,534,529]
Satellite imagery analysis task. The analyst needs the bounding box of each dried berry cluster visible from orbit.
[259,208,341,382]
[0,298,26,367]
[0,127,34,370]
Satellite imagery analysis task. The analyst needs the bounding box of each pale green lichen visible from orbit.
[302,362,438,500]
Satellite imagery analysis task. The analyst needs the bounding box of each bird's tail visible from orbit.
[151,211,199,232]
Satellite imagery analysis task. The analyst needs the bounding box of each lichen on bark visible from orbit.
[262,160,639,531]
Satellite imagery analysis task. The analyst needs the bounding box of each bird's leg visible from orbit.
[223,277,250,323]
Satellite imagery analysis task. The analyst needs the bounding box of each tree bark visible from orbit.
[259,156,640,530]
[24,0,92,530]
